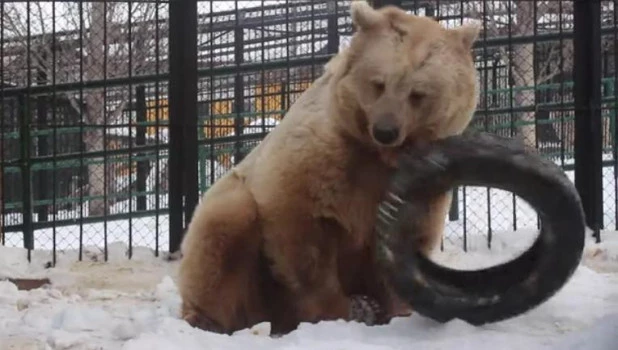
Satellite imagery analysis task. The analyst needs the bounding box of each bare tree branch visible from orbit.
[2,2,163,215]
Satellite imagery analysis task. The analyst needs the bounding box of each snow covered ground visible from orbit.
[1,152,617,349]
[0,226,617,350]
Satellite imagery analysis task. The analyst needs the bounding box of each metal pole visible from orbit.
[573,0,603,242]
[326,1,339,54]
[135,85,147,211]
[169,0,198,253]
[36,59,49,223]
[19,94,34,250]
[233,9,245,164]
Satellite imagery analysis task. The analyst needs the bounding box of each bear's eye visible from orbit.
[409,92,425,105]
[372,81,385,95]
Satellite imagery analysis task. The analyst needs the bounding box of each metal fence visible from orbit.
[0,0,612,262]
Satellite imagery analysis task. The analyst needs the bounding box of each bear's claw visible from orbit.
[349,295,386,326]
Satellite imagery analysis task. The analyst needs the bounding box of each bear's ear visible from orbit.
[452,22,481,50]
[350,0,384,31]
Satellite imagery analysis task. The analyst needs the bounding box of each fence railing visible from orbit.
[0,0,614,262]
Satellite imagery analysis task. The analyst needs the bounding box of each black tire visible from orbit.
[375,131,586,326]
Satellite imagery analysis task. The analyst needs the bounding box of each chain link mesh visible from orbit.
[1,1,170,259]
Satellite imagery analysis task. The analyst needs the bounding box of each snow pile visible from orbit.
[1,230,617,350]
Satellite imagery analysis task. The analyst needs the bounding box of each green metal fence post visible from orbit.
[18,94,34,250]
[135,85,147,211]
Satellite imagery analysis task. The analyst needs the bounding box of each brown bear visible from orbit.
[177,0,480,336]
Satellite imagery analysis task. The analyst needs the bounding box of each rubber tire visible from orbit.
[375,131,586,326]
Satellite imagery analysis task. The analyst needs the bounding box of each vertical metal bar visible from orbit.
[280,82,286,115]
[533,1,539,152]
[462,187,467,252]
[234,5,245,164]
[154,1,161,257]
[260,0,266,132]
[136,85,147,211]
[36,53,49,223]
[559,0,565,167]
[19,94,33,252]
[425,5,435,22]
[168,0,183,255]
[23,1,33,256]
[78,1,85,261]
[168,0,198,253]
[102,1,108,262]
[198,123,205,193]
[310,0,315,81]
[0,1,5,247]
[285,1,291,113]
[613,0,618,231]
[326,1,339,55]
[574,0,603,242]
[481,0,492,249]
[182,0,199,238]
[448,2,460,224]
[208,1,215,188]
[533,0,541,232]
[448,188,459,221]
[461,0,469,252]
[51,1,57,264]
[128,0,134,259]
[507,1,517,232]
[491,58,498,107]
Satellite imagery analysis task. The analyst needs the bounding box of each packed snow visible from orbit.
[0,224,617,350]
[2,149,618,349]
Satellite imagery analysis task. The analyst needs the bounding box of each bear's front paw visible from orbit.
[349,295,386,326]
[183,310,226,334]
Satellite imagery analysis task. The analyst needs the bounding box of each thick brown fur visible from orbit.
[177,0,480,336]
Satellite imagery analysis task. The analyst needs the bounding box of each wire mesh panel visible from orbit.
[601,0,618,232]
[1,1,170,262]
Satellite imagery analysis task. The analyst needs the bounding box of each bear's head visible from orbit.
[330,0,480,151]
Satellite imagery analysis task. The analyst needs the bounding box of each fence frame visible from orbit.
[0,0,612,260]
[573,0,603,242]
[168,0,198,253]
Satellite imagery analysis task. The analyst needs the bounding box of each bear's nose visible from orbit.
[372,121,400,146]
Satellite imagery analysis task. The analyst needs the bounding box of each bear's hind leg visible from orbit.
[177,172,267,335]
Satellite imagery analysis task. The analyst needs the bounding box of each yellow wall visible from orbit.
[146,99,168,136]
